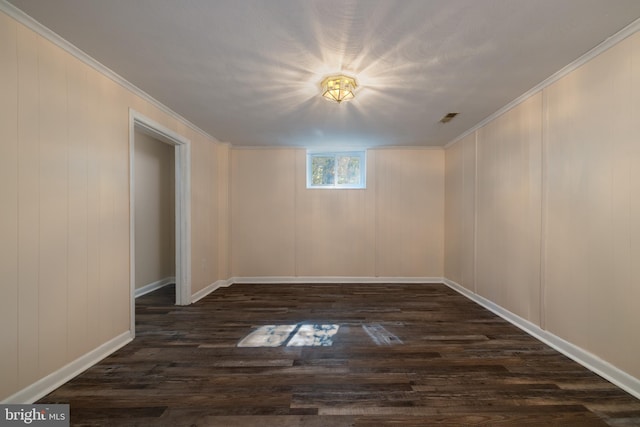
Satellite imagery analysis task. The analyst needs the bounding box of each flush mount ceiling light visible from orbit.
[321,74,357,104]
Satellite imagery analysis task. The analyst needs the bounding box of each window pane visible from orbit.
[307,150,366,189]
[336,155,361,185]
[311,156,335,185]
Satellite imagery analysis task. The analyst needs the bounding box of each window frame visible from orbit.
[306,150,367,189]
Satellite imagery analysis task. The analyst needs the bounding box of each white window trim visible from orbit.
[306,149,367,189]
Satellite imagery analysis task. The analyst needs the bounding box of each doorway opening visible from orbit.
[129,110,191,336]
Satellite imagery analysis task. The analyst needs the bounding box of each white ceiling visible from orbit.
[7,0,640,148]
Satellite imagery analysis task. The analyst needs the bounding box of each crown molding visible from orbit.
[0,1,219,144]
[445,17,640,149]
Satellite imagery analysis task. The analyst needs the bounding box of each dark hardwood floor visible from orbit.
[39,283,640,426]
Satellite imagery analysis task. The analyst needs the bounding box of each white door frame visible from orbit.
[129,110,192,335]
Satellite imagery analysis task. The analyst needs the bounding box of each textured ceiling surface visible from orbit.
[7,0,640,147]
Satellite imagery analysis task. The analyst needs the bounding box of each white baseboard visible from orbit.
[2,331,132,404]
[189,276,442,304]
[191,279,232,303]
[228,276,444,284]
[442,278,640,400]
[134,277,175,298]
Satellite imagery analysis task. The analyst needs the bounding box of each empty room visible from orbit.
[1,1,640,425]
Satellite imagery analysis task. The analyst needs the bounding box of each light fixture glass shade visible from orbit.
[321,74,357,103]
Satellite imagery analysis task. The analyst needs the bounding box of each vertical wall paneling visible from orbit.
[0,13,19,399]
[230,149,296,277]
[206,140,217,289]
[376,149,444,277]
[207,139,218,289]
[99,76,129,339]
[446,31,640,385]
[295,149,376,277]
[539,88,549,331]
[16,23,40,388]
[190,137,205,293]
[607,39,636,375]
[66,53,90,360]
[111,87,133,334]
[190,134,212,293]
[468,134,477,292]
[37,35,69,375]
[444,134,476,290]
[84,56,102,352]
[630,33,640,376]
[476,93,542,324]
[444,142,463,283]
[545,33,640,378]
[198,133,220,292]
[545,40,615,348]
[217,144,230,281]
[108,80,130,336]
[96,73,113,343]
[229,147,444,279]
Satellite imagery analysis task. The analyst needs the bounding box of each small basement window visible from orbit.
[306,150,366,189]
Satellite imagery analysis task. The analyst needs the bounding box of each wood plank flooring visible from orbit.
[39,283,640,426]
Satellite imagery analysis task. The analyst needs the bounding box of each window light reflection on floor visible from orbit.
[237,324,339,348]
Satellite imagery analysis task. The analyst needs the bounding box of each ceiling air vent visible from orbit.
[439,112,459,123]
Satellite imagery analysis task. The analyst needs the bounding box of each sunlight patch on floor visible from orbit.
[237,325,297,347]
[237,324,340,348]
[362,323,403,346]
[287,324,339,347]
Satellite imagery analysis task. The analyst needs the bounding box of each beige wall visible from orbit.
[191,138,229,295]
[445,32,640,380]
[476,93,542,324]
[230,148,297,276]
[444,133,476,291]
[544,32,640,378]
[374,149,444,277]
[134,131,175,289]
[230,148,444,278]
[0,12,226,401]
